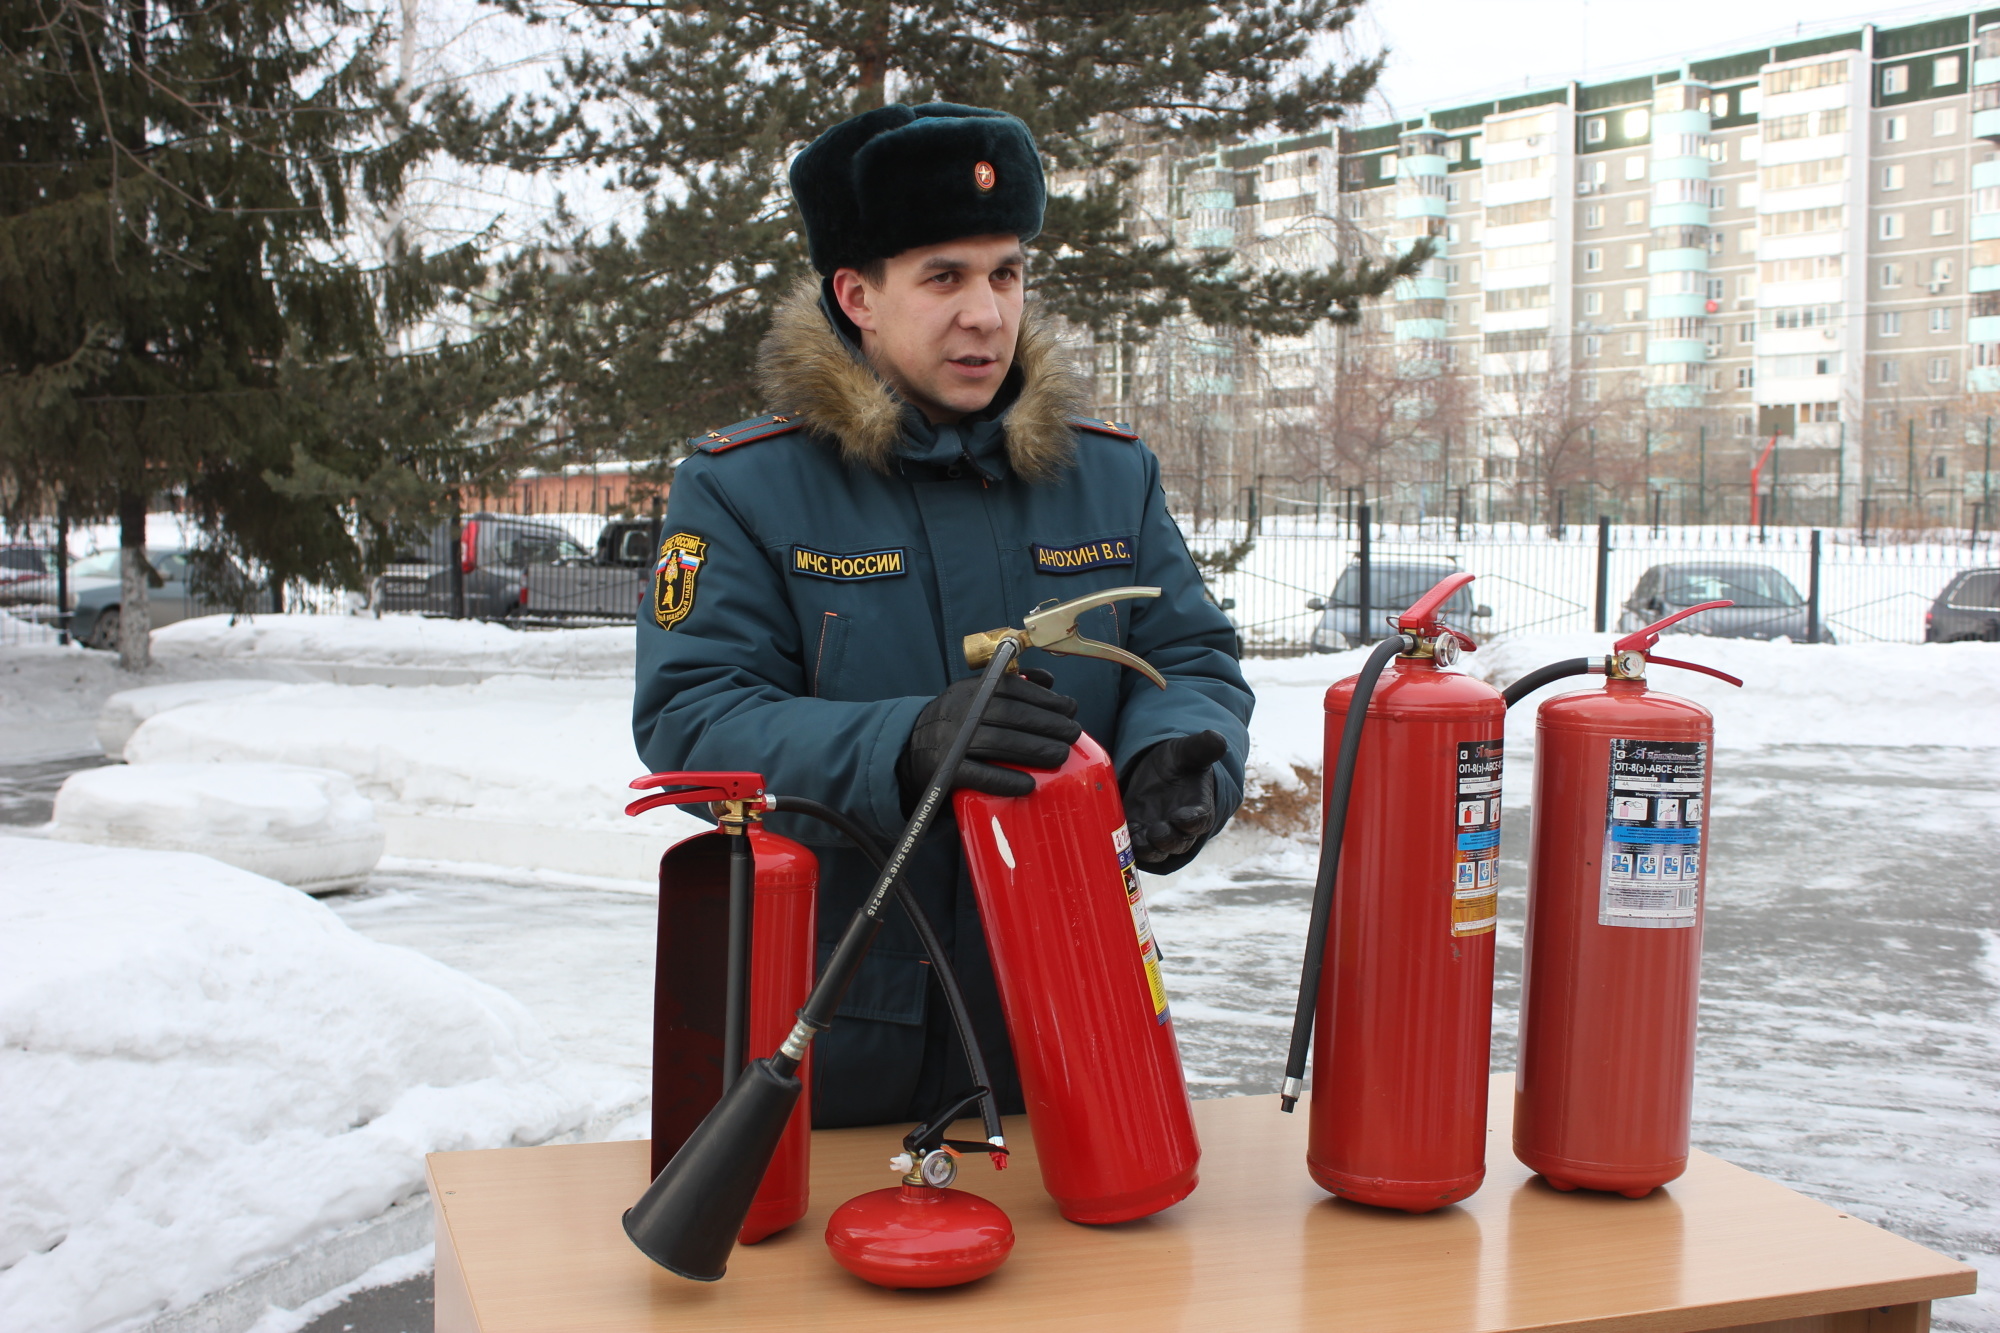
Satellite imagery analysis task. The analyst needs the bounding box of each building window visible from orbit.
[1929,406,1949,430]
[1584,204,1604,229]
[1935,55,1962,86]
[1881,213,1905,240]
[1935,107,1960,137]
[1581,377,1600,401]
[1624,199,1646,225]
[1881,310,1904,336]
[1708,231,1725,255]
[1735,412,1755,435]
[1585,117,1607,143]
[1624,109,1651,139]
[1740,228,1757,253]
[1708,277,1726,300]
[1932,207,1955,235]
[1882,164,1906,190]
[1934,156,1958,186]
[1738,322,1755,343]
[1583,291,1603,315]
[1624,331,1643,355]
[1882,262,1905,288]
[1584,248,1603,272]
[1625,242,1645,268]
[1624,287,1645,315]
[1625,155,1645,181]
[1445,304,1458,327]
[1737,274,1756,299]
[1710,186,1727,208]
[1931,307,1953,332]
[1444,262,1460,284]
[1880,359,1901,385]
[1928,355,1952,383]
[1877,408,1897,432]
[1446,181,1461,203]
[1882,70,1910,100]
[1589,159,1609,185]
[1931,453,1948,478]
[1932,257,1955,287]
[1736,367,1755,389]
[1583,333,1601,356]
[1445,140,1464,163]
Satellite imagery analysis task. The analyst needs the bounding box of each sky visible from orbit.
[1359,0,1983,122]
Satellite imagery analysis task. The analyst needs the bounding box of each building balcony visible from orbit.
[1970,315,2000,343]
[1395,195,1448,220]
[1394,318,1450,341]
[1971,265,2000,294]
[1976,107,2000,143]
[1646,384,1707,408]
[1650,202,1710,229]
[1647,248,1709,274]
[1647,293,1709,319]
[1974,57,2000,86]
[1648,156,1712,182]
[1646,338,1709,365]
[1968,365,2000,393]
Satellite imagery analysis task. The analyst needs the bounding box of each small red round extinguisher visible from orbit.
[957,733,1201,1225]
[1284,574,1506,1213]
[1508,604,1741,1197]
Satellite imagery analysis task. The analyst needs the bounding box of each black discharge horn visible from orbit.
[621,637,1022,1281]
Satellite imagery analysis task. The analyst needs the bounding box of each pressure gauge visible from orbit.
[920,1150,958,1188]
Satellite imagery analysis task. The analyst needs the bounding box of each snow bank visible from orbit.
[0,838,590,1333]
[95,679,285,759]
[152,613,633,677]
[122,676,704,851]
[51,763,385,892]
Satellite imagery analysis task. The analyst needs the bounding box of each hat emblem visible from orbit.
[973,160,996,191]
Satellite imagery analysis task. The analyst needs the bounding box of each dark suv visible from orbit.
[371,514,588,619]
[1925,568,2000,642]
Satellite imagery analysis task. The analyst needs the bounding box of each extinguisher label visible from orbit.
[1451,740,1505,936]
[1113,824,1171,1025]
[1601,739,1707,929]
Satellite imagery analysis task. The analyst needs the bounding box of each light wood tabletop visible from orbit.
[427,1074,1974,1333]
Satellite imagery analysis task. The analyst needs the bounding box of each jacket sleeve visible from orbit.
[1110,446,1255,849]
[632,454,927,841]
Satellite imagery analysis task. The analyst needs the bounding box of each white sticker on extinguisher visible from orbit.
[1451,740,1504,936]
[1114,824,1171,1025]
[1601,739,1706,929]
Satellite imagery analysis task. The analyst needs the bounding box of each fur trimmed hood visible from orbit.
[754,278,1088,484]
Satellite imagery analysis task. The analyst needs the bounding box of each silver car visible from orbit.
[1618,562,1832,643]
[1306,559,1491,652]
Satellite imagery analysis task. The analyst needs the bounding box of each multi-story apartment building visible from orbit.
[1098,13,2000,528]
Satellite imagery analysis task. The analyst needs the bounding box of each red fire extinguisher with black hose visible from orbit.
[1279,573,1506,1213]
[957,585,1203,1225]
[1502,602,1741,1196]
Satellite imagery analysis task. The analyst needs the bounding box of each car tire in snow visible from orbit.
[86,606,119,651]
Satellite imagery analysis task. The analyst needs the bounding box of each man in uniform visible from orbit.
[634,102,1253,1128]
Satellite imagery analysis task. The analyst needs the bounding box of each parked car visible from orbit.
[69,548,275,650]
[0,545,60,612]
[1924,567,2000,642]
[1305,559,1491,652]
[1617,562,1832,642]
[371,514,588,620]
[520,518,656,623]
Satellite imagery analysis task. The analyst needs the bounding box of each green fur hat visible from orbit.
[789,103,1046,275]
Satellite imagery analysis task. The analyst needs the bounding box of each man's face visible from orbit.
[832,235,1025,423]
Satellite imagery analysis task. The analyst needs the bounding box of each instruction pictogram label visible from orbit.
[1600,738,1706,929]
[1451,739,1504,936]
[1114,824,1170,1024]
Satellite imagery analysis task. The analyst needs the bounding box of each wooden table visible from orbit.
[428,1075,1974,1332]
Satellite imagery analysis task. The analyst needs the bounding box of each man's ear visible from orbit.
[831,268,877,332]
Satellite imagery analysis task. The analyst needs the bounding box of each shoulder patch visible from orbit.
[1067,415,1140,441]
[652,532,707,629]
[689,413,803,455]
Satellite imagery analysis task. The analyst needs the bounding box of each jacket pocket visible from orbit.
[816,942,929,1026]
[811,611,850,698]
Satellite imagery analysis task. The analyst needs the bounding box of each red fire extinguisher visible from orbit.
[1506,603,1741,1197]
[954,586,1201,1226]
[627,773,817,1244]
[1280,573,1504,1213]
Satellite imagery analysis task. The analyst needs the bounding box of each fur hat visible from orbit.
[789,103,1046,275]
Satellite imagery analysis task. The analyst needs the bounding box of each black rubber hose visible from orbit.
[774,640,1019,1075]
[1501,658,1596,709]
[1280,633,1407,1112]
[770,794,1004,1148]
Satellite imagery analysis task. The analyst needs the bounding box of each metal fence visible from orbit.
[1185,512,1997,656]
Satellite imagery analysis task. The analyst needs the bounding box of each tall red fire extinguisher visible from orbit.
[956,587,1202,1225]
[1280,573,1506,1213]
[626,773,819,1244]
[1505,603,1741,1196]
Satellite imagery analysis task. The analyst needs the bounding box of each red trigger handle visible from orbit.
[1646,655,1744,688]
[1615,599,1734,652]
[624,770,767,818]
[1397,572,1477,631]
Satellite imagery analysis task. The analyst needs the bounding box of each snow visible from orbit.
[152,613,633,677]
[96,680,285,760]
[50,763,386,892]
[0,838,602,1333]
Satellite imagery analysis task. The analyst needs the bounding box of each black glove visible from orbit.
[897,668,1082,803]
[1122,730,1229,867]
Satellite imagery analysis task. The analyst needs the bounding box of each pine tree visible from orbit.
[0,0,498,667]
[454,0,1425,471]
